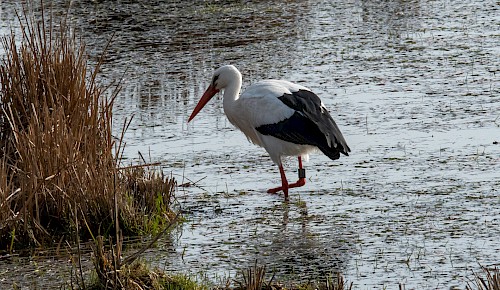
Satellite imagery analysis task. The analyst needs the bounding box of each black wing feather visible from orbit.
[256,89,350,160]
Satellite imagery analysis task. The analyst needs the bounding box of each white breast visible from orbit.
[223,80,316,163]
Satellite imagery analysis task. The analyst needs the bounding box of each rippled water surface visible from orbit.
[1,0,499,288]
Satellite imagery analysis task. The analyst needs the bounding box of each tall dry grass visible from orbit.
[0,5,175,250]
[467,266,500,290]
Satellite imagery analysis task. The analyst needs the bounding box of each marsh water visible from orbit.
[1,0,499,289]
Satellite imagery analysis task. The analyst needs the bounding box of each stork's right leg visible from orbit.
[288,156,306,188]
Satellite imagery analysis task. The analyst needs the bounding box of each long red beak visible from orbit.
[188,84,219,122]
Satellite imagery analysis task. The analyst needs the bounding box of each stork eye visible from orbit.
[212,75,219,86]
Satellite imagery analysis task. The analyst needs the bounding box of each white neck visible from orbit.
[222,74,242,113]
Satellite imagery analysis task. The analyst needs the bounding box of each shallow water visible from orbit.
[1,0,499,289]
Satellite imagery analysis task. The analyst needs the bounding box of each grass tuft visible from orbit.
[232,262,352,290]
[86,215,206,290]
[236,261,270,290]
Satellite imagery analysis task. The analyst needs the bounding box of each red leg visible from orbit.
[267,157,306,199]
[289,156,306,188]
[267,165,289,199]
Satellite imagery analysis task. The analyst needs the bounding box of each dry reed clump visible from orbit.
[466,266,500,290]
[0,6,175,250]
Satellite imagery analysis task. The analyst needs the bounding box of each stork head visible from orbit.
[188,65,241,122]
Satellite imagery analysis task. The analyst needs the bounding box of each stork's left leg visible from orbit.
[288,156,306,188]
[267,165,289,198]
[267,157,306,199]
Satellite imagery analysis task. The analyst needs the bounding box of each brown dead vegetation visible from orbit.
[0,2,175,251]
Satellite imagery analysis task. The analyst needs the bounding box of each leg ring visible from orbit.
[298,168,306,179]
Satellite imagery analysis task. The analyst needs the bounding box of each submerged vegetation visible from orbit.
[0,4,175,251]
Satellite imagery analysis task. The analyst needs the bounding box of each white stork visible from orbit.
[188,65,350,199]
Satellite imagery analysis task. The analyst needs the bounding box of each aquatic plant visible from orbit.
[0,2,176,251]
